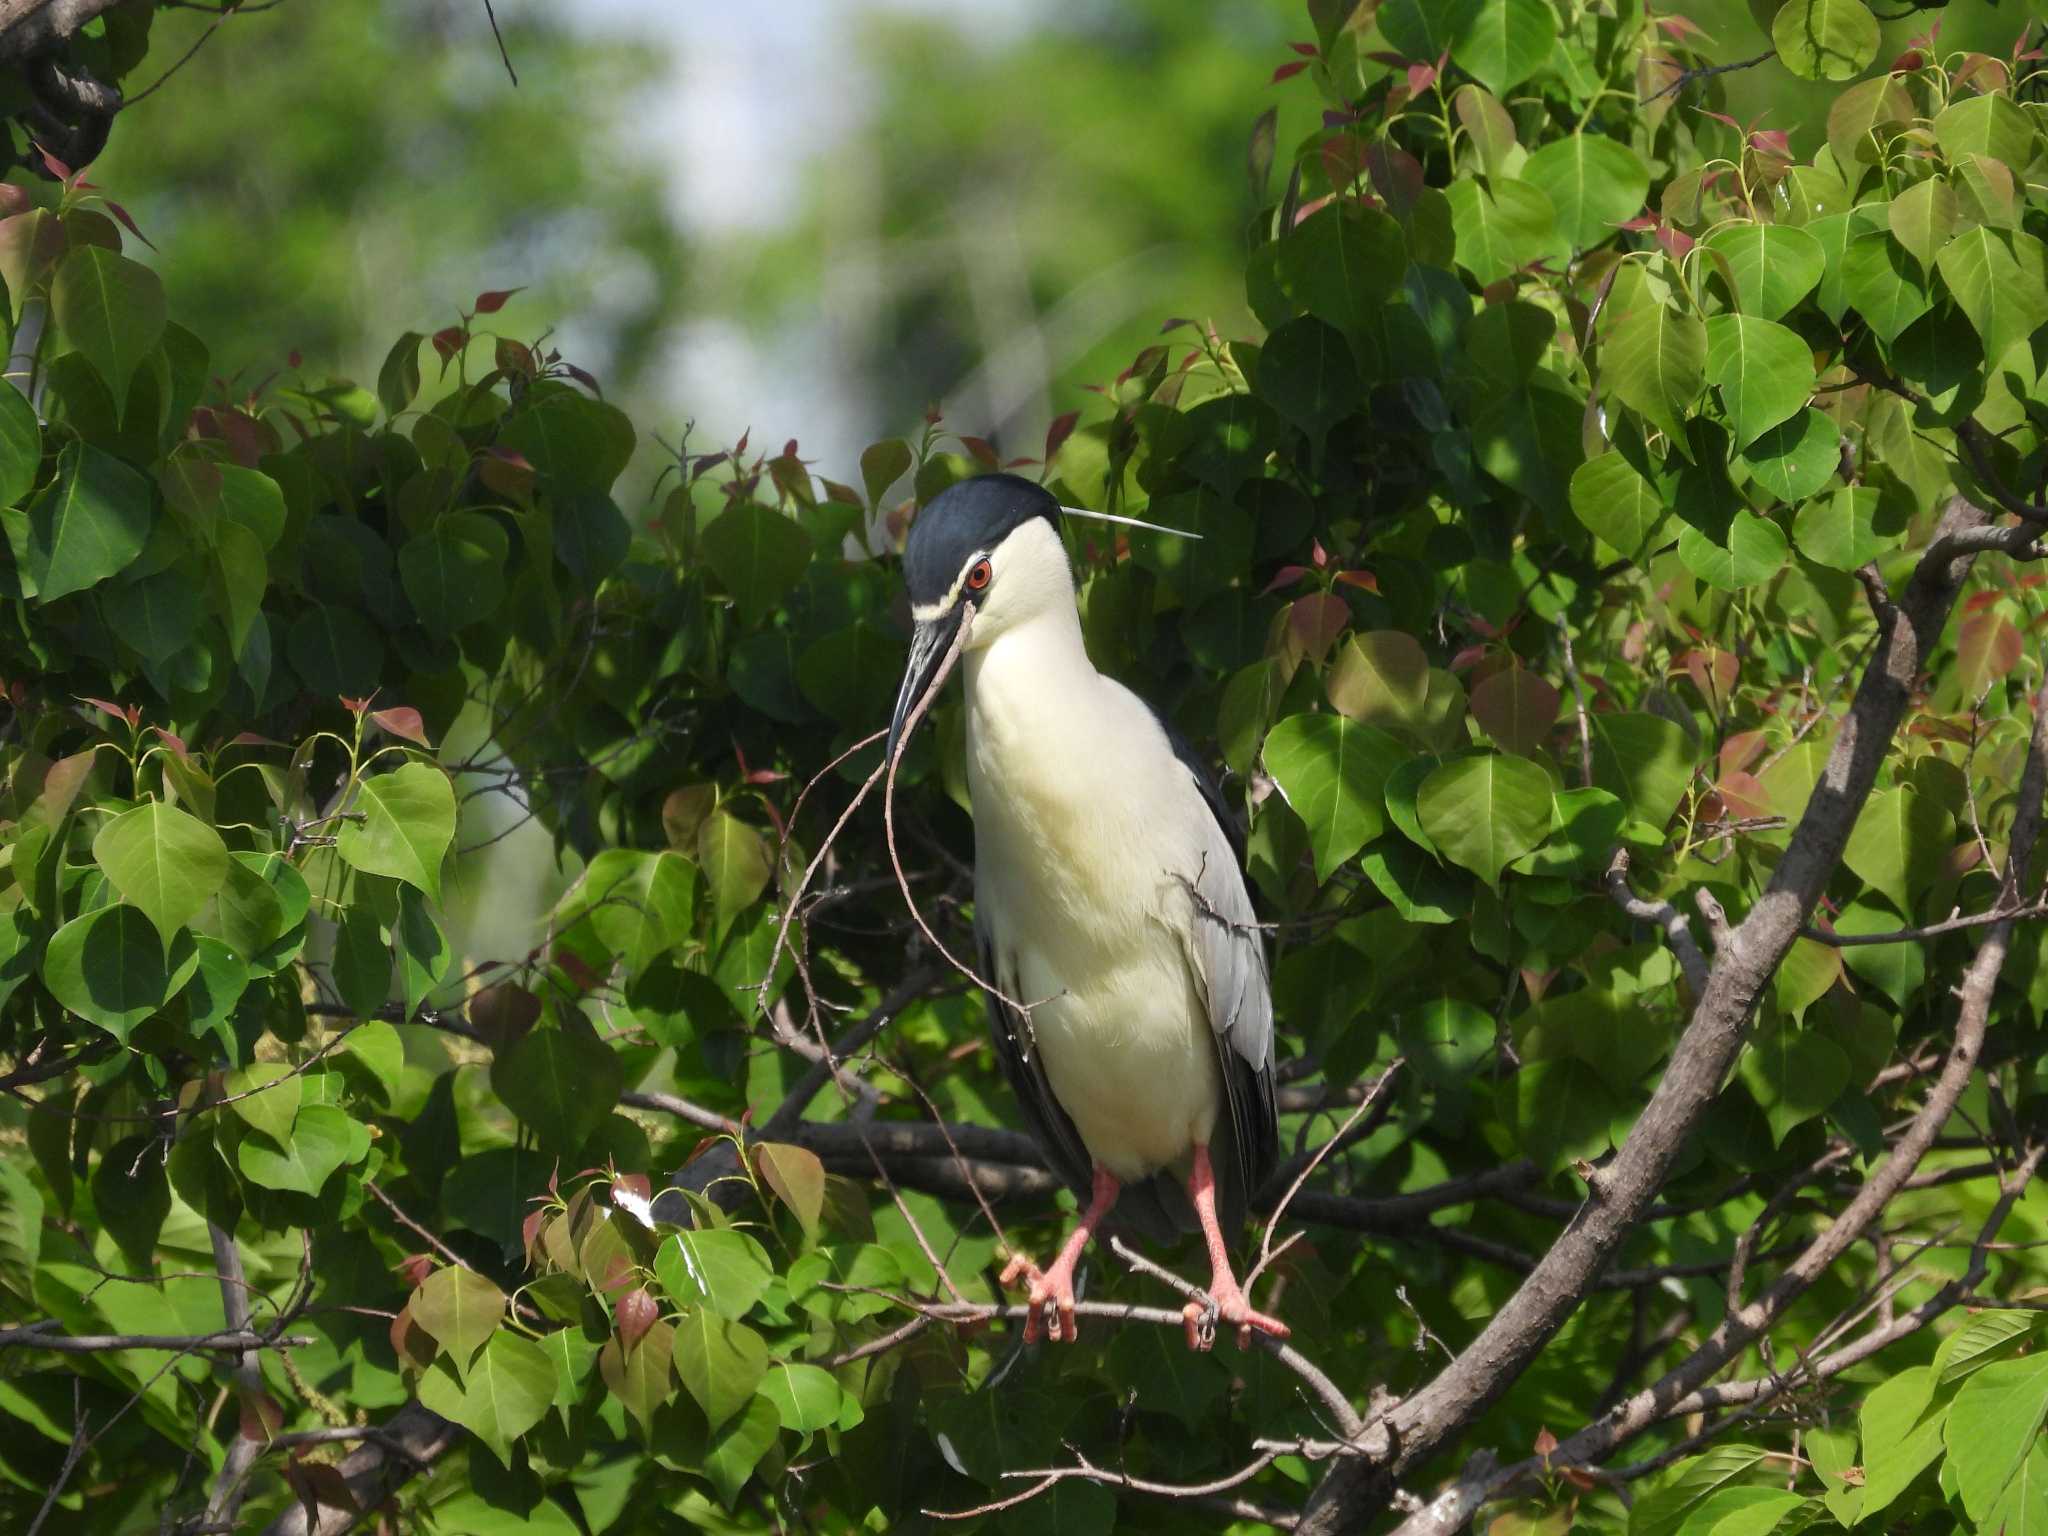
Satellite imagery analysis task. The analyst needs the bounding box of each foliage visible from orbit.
[3,2,2048,1534]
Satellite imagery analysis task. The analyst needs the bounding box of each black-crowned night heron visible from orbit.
[886,472,1284,1351]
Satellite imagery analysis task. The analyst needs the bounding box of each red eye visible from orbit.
[966,559,992,591]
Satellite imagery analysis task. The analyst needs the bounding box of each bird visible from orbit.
[884,471,1284,1352]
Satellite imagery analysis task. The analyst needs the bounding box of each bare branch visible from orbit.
[1604,848,1709,995]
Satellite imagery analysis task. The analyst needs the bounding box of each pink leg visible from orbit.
[1183,1143,1289,1352]
[999,1165,1119,1342]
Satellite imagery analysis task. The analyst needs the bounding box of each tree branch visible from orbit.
[1297,494,1999,1533]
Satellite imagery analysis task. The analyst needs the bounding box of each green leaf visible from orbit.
[286,603,383,698]
[1378,0,1480,59]
[1569,451,1671,561]
[1947,1352,2048,1520]
[1701,224,1825,321]
[1736,408,1838,504]
[1827,76,1913,171]
[1504,1057,1620,1174]
[342,1018,403,1103]
[657,1229,775,1321]
[25,440,155,602]
[1451,0,1555,95]
[1936,226,2048,364]
[398,513,508,634]
[700,503,814,626]
[1414,753,1551,889]
[235,1103,351,1194]
[1703,314,1816,449]
[225,1061,299,1145]
[1843,785,1952,911]
[697,813,769,937]
[216,464,285,548]
[1444,177,1557,287]
[1933,92,2040,172]
[91,799,229,944]
[702,1395,779,1509]
[753,1142,824,1239]
[42,904,171,1041]
[1934,1311,2037,1385]
[860,439,911,507]
[377,330,424,418]
[1263,714,1407,879]
[1677,510,1788,593]
[1590,712,1695,831]
[1740,1027,1849,1144]
[412,1265,509,1375]
[492,1019,623,1153]
[337,761,456,901]
[50,245,166,406]
[1629,1446,1772,1536]
[563,847,695,973]
[673,1311,768,1429]
[1397,995,1494,1085]
[331,903,389,1020]
[0,1156,45,1299]
[1858,1366,1946,1515]
[1792,485,1902,571]
[1256,315,1361,447]
[0,383,40,510]
[92,1134,170,1269]
[1601,300,1706,443]
[394,886,451,1017]
[1887,176,1957,273]
[1521,133,1649,251]
[1984,1442,2048,1536]
[1770,0,1879,82]
[1840,234,1931,343]
[417,1331,555,1467]
[758,1362,840,1434]
[1277,201,1407,337]
[1770,938,1841,1020]
[1326,629,1429,731]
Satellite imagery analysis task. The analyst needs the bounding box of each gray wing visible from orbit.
[976,921,1095,1200]
[1158,718,1279,1228]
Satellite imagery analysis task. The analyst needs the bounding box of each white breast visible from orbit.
[964,620,1222,1182]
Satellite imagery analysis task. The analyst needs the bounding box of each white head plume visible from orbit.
[1059,504,1204,540]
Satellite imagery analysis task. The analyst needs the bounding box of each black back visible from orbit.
[903,473,1063,607]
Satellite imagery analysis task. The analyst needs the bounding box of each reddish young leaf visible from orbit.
[1271,59,1310,83]
[33,144,74,182]
[1043,410,1080,464]
[1720,729,1768,779]
[1469,668,1561,757]
[471,287,523,314]
[102,199,155,250]
[1957,613,2023,698]
[0,184,27,218]
[1287,39,1318,56]
[1260,564,1311,596]
[81,696,132,726]
[616,1286,660,1350]
[469,981,542,1050]
[1715,770,1773,821]
[395,1253,435,1290]
[370,706,428,747]
[429,326,467,362]
[238,1385,285,1442]
[562,362,602,396]
[151,728,191,762]
[521,1206,548,1261]
[1334,569,1379,593]
[1285,592,1352,665]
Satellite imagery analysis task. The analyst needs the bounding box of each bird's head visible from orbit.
[887,472,1069,763]
[886,472,1202,764]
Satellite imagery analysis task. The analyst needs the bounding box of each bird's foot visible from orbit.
[999,1250,1081,1343]
[1182,1278,1289,1353]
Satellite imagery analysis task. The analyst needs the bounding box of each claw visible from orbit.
[999,1250,1081,1342]
[1181,1284,1288,1353]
